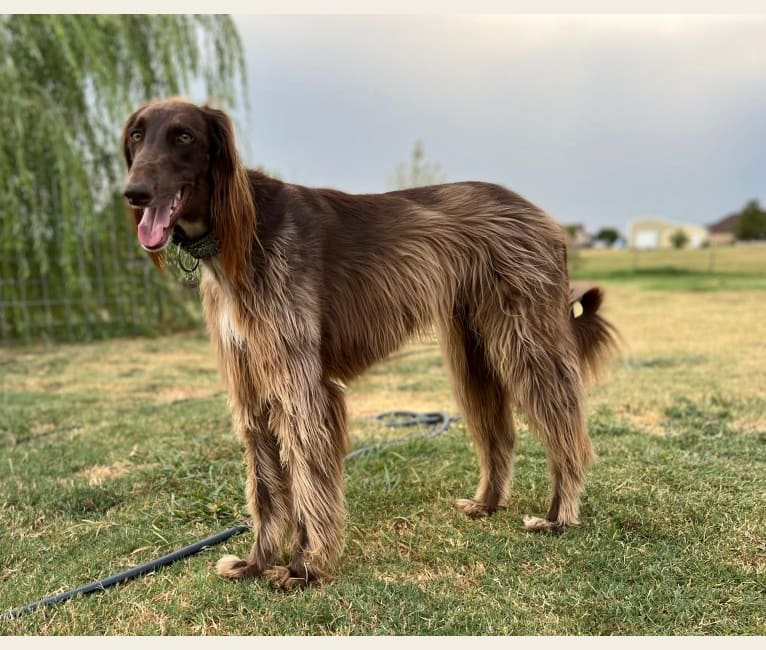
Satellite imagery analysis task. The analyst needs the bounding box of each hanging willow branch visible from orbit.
[0,15,246,342]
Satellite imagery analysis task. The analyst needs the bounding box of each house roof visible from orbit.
[708,212,740,234]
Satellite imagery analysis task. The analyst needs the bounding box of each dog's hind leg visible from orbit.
[440,308,516,518]
[474,284,595,532]
[515,334,594,532]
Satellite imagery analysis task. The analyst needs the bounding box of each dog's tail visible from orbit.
[569,282,619,382]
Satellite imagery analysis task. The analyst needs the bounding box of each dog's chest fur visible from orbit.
[215,289,246,349]
[199,261,322,410]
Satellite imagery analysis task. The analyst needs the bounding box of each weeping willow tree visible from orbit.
[0,15,246,343]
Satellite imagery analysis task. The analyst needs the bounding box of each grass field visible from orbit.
[1,246,765,635]
[570,243,766,291]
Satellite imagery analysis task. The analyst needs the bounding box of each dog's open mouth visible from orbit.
[136,187,188,251]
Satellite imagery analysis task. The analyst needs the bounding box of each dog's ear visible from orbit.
[201,104,255,284]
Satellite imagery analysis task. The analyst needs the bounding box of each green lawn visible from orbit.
[570,244,766,291]
[1,247,764,634]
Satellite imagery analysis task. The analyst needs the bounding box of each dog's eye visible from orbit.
[129,130,142,143]
[177,131,193,145]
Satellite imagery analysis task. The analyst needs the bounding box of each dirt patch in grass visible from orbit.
[78,461,137,486]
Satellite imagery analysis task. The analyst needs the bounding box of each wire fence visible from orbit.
[0,203,200,346]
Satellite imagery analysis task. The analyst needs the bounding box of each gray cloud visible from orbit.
[232,14,766,233]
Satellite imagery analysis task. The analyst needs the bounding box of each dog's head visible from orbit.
[121,99,254,281]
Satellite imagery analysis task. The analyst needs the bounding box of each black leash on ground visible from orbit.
[1,410,457,622]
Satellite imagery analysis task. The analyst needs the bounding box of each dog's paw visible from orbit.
[455,498,504,518]
[216,554,263,580]
[522,516,570,533]
[264,565,307,590]
[264,564,328,590]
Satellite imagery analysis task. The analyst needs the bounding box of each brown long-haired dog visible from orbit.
[121,99,617,589]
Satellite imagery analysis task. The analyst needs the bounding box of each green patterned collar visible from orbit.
[172,227,219,260]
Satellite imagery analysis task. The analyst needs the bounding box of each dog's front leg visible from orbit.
[264,377,347,590]
[217,407,292,580]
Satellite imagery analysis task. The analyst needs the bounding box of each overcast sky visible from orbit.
[225,14,765,234]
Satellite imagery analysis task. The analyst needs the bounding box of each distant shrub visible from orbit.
[670,229,689,249]
[734,199,766,241]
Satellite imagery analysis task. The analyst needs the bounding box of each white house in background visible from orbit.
[628,216,709,249]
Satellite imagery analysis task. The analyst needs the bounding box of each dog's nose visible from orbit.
[123,182,153,207]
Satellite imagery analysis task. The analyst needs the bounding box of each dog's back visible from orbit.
[247,174,577,383]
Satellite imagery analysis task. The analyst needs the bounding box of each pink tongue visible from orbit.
[137,204,173,249]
